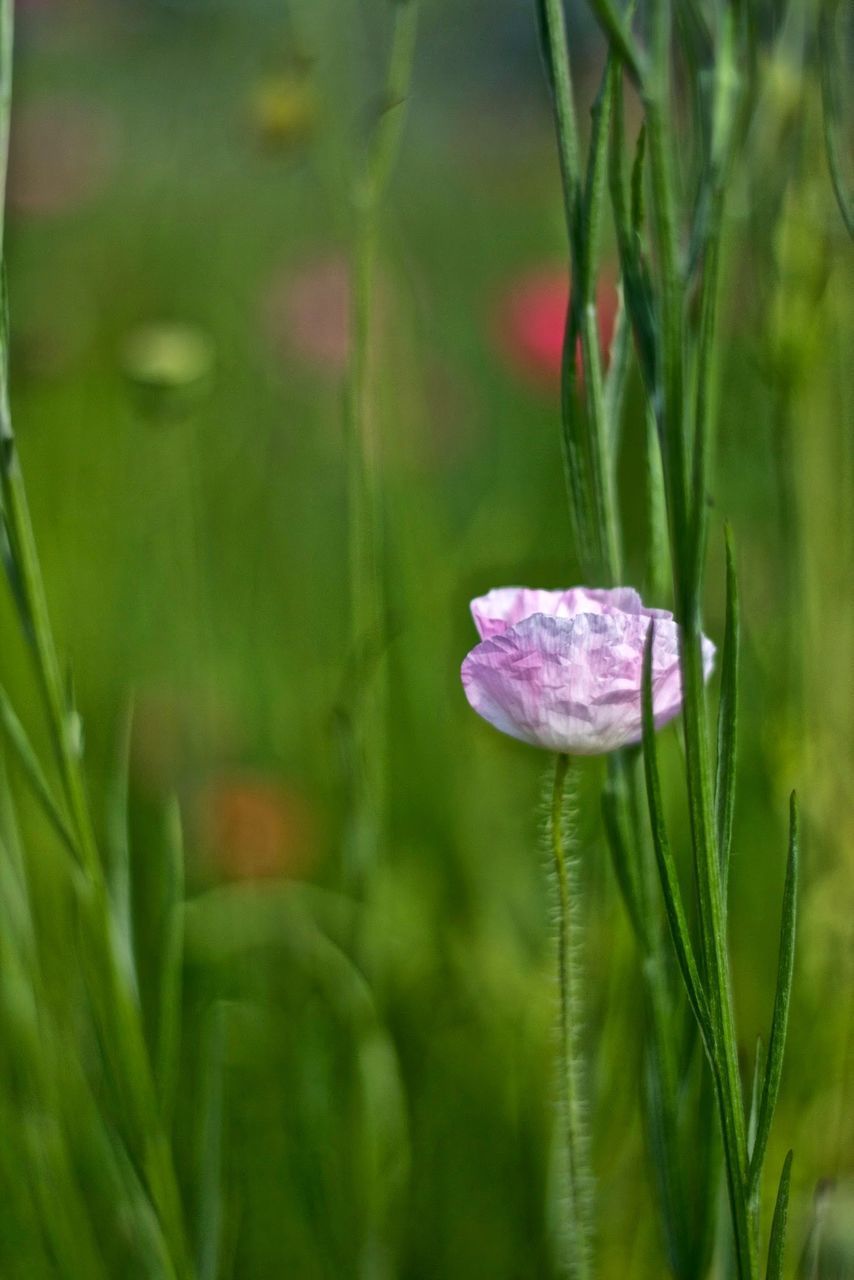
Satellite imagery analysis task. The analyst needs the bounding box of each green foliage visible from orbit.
[0,1,848,1277]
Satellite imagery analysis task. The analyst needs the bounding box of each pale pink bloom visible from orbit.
[461,587,715,754]
[261,254,351,376]
[7,96,117,219]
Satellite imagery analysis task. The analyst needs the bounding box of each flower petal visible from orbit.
[461,610,715,754]
[469,584,669,640]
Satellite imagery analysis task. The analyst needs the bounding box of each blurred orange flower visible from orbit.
[195,774,317,882]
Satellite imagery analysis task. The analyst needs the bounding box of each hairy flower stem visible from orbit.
[550,754,593,1278]
[345,1,419,907]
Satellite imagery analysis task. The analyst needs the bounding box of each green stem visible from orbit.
[541,0,621,585]
[550,754,594,1279]
[345,1,419,902]
[0,9,192,1273]
[604,752,698,1277]
[642,2,755,1272]
[681,632,754,1279]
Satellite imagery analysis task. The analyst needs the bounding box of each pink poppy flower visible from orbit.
[496,267,618,389]
[461,587,715,754]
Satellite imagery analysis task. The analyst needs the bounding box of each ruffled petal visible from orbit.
[461,609,715,754]
[469,584,669,640]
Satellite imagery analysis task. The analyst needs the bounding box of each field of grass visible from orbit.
[0,2,851,1277]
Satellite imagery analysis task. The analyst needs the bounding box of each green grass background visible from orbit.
[1,1,851,1275]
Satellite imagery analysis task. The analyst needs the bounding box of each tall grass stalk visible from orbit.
[538,1,711,1271]
[0,6,192,1275]
[539,0,804,1274]
[344,0,419,909]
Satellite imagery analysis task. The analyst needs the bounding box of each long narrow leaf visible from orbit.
[196,1001,228,1280]
[156,796,185,1127]
[766,1150,794,1280]
[641,627,713,1050]
[0,682,79,865]
[608,75,657,395]
[106,699,137,993]
[819,0,854,238]
[602,282,632,451]
[715,525,740,897]
[748,793,799,1198]
[601,757,646,945]
[747,1036,766,1162]
[588,0,646,86]
[645,402,669,603]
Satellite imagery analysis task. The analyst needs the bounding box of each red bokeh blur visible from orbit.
[495,266,619,391]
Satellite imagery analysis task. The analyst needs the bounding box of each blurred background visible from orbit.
[2,0,852,1275]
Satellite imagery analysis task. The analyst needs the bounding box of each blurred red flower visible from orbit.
[495,266,619,391]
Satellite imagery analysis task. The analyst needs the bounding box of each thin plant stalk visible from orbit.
[537,2,713,1269]
[549,754,593,1279]
[0,8,192,1275]
[345,0,419,903]
[639,0,755,1266]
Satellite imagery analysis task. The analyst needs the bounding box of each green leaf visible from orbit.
[581,59,615,300]
[0,682,80,867]
[630,122,646,238]
[603,282,632,453]
[819,0,854,238]
[715,525,740,897]
[608,77,657,395]
[645,402,669,604]
[641,626,713,1050]
[106,699,137,993]
[533,0,556,101]
[587,0,646,87]
[601,755,646,945]
[155,796,185,1127]
[747,1036,765,1163]
[559,305,599,576]
[196,1002,228,1280]
[766,1150,794,1280]
[748,793,799,1199]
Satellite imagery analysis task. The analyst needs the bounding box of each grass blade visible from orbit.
[156,796,185,1127]
[603,282,632,452]
[196,1002,228,1280]
[715,525,740,897]
[747,794,799,1199]
[0,682,80,865]
[588,0,646,86]
[601,755,646,945]
[747,1036,765,1163]
[819,0,854,238]
[766,1150,794,1280]
[106,699,137,993]
[641,626,713,1050]
[608,74,657,396]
